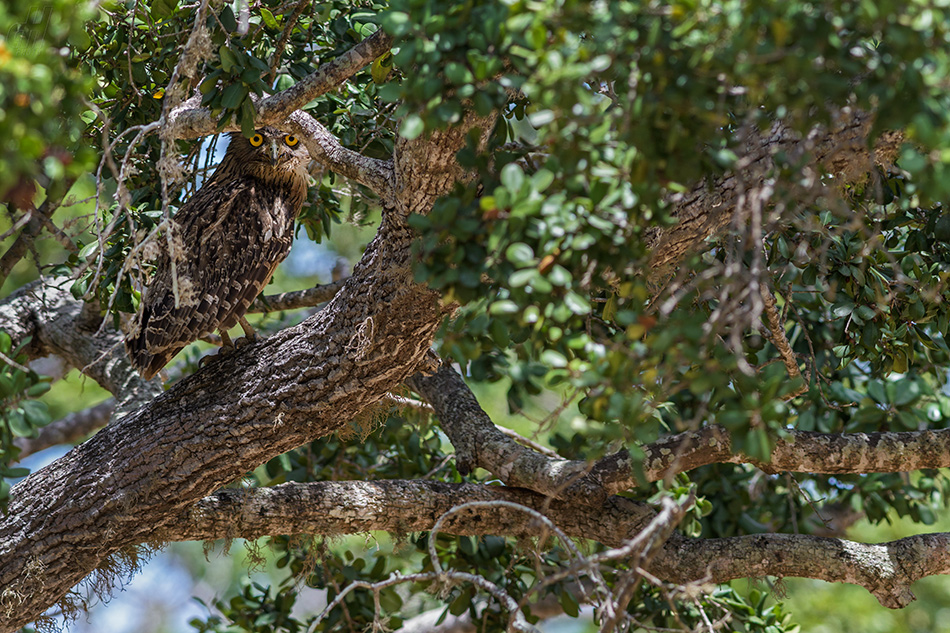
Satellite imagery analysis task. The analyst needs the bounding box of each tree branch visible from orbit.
[256,28,393,124]
[154,480,944,610]
[0,111,495,632]
[250,279,346,313]
[407,362,610,506]
[14,399,114,459]
[648,108,903,276]
[411,361,950,506]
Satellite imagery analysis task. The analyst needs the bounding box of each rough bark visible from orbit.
[411,362,950,505]
[0,94,916,630]
[0,109,493,629]
[156,481,656,545]
[149,480,944,610]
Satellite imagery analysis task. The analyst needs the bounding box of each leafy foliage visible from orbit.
[0,331,50,511]
[6,0,950,630]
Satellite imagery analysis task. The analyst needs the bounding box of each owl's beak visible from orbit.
[270,140,280,165]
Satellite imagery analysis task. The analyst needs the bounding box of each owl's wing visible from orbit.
[125,178,297,378]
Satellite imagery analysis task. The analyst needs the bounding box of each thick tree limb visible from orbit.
[159,480,656,554]
[153,480,942,610]
[0,116,487,633]
[656,531,936,610]
[0,233,438,633]
[411,362,950,505]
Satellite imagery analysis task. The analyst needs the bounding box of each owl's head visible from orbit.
[227,126,310,174]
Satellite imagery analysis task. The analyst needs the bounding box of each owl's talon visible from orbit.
[233,336,255,349]
[238,316,258,341]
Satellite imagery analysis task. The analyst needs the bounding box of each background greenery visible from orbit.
[4,0,950,630]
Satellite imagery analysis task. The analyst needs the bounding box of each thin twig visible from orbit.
[266,0,311,84]
[496,426,560,459]
[760,283,809,400]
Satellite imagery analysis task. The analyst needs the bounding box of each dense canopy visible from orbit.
[2,1,950,632]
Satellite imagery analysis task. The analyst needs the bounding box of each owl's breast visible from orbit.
[257,191,295,243]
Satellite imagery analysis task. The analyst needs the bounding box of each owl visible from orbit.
[125,127,310,379]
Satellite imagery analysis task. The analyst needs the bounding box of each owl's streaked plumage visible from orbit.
[125,127,310,379]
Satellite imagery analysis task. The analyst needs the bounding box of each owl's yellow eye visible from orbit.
[249,133,264,147]
[284,135,298,147]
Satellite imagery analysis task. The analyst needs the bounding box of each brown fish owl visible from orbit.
[125,127,310,379]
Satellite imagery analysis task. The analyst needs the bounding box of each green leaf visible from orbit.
[21,400,50,427]
[501,163,525,193]
[0,332,10,356]
[448,589,471,616]
[219,46,240,73]
[220,82,248,110]
[892,379,922,407]
[7,410,33,438]
[867,380,887,404]
[150,0,178,20]
[559,589,580,618]
[505,242,535,266]
[509,268,537,288]
[27,381,50,399]
[564,291,591,315]
[260,7,279,29]
[219,5,237,31]
[489,300,519,315]
[381,11,411,37]
[399,114,424,140]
